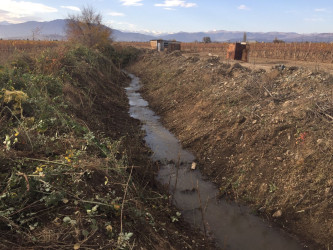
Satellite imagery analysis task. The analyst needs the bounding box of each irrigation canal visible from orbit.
[125,73,304,250]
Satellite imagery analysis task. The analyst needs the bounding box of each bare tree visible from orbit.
[66,6,112,48]
[273,37,285,43]
[32,27,42,41]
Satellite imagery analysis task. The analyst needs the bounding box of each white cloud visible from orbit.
[61,6,80,12]
[120,0,143,6]
[0,0,57,23]
[0,0,57,17]
[105,20,137,30]
[305,17,324,22]
[314,8,330,13]
[108,12,125,16]
[237,5,250,10]
[155,0,197,8]
[140,29,170,35]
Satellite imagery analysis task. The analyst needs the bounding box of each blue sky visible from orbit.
[0,0,332,34]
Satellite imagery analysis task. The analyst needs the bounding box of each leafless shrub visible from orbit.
[66,6,112,48]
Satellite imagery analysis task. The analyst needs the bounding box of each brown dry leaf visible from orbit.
[106,224,113,232]
[73,243,80,249]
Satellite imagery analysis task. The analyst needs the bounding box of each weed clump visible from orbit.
[0,45,131,248]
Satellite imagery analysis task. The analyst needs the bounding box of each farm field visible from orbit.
[0,40,59,51]
[0,40,60,64]
[118,41,333,72]
[181,42,333,63]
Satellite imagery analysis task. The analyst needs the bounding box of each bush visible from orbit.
[66,7,112,48]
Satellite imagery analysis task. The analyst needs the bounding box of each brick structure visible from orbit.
[226,42,248,62]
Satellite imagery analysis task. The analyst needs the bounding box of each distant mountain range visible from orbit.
[1,19,333,43]
[0,19,66,40]
[0,21,12,26]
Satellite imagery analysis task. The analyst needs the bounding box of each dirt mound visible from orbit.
[128,51,333,249]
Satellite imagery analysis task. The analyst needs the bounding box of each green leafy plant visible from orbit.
[269,183,277,193]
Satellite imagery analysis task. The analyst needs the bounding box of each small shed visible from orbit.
[167,41,181,51]
[226,42,248,62]
[150,40,181,52]
[150,39,165,51]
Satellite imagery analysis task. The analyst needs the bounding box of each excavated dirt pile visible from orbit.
[128,51,333,249]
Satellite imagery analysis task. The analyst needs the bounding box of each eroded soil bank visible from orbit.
[128,51,333,249]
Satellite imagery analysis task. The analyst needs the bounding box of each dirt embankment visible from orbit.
[128,51,333,249]
[0,47,214,249]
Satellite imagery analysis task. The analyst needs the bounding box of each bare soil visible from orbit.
[128,50,333,249]
[187,51,333,75]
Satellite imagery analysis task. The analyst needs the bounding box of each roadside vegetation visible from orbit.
[0,8,213,250]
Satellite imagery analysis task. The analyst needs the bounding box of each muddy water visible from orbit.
[125,73,304,250]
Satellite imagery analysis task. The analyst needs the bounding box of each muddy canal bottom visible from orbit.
[125,73,304,250]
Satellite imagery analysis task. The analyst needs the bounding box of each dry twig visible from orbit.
[16,172,30,191]
[120,165,134,234]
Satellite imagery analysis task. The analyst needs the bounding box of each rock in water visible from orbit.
[273,210,282,218]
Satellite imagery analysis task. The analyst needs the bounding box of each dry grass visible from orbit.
[250,42,333,63]
[182,42,229,53]
[114,41,151,49]
[0,40,60,64]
